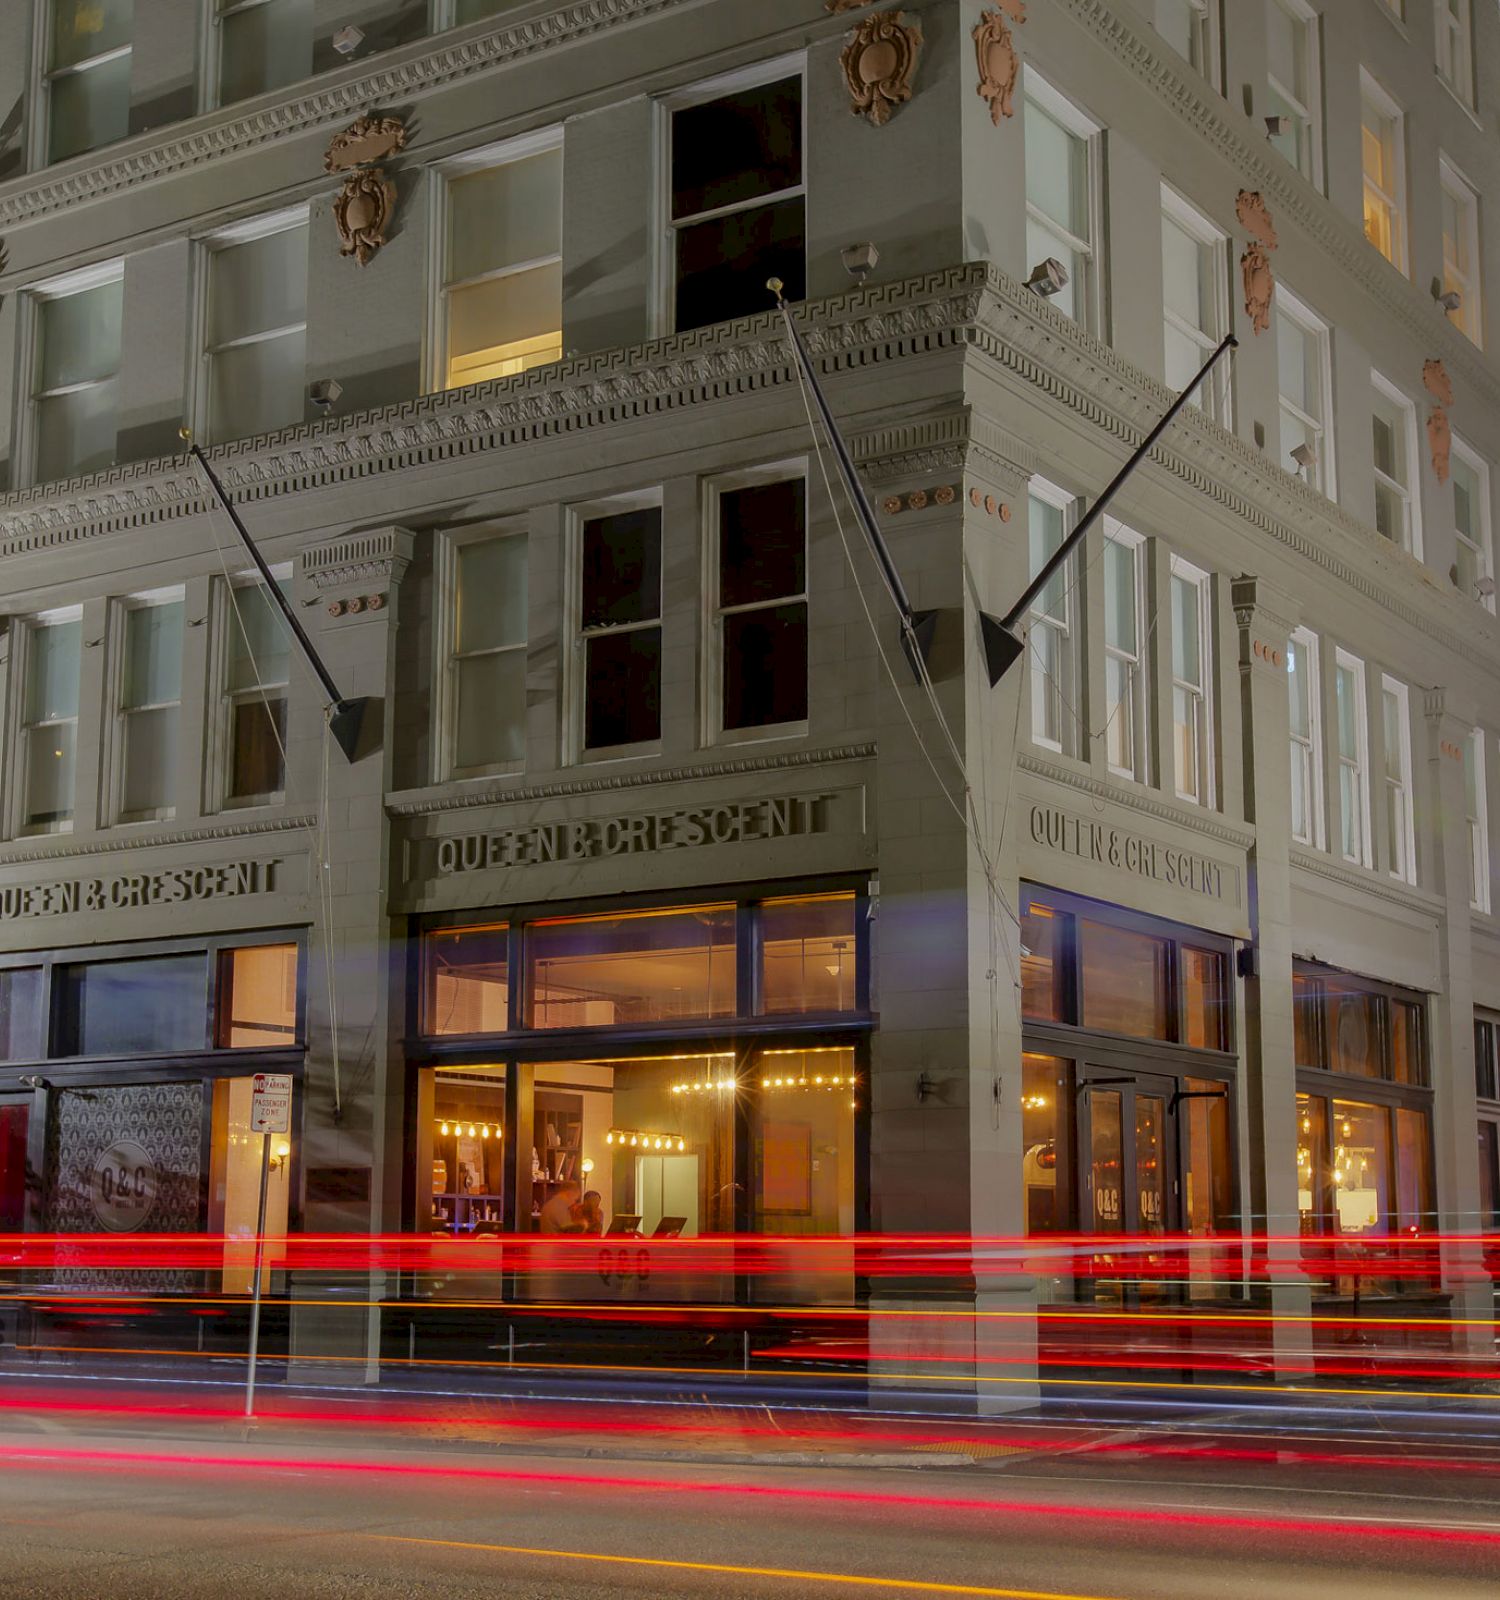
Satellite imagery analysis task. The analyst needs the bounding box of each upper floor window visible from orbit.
[1371,374,1420,556]
[1149,0,1216,82]
[1334,649,1370,868]
[1161,191,1228,423]
[1276,288,1333,495]
[213,0,312,106]
[1360,74,1406,272]
[17,611,82,835]
[574,499,662,757]
[1287,626,1322,848]
[222,576,290,807]
[1293,962,1427,1085]
[1439,160,1482,347]
[202,210,307,444]
[1435,0,1474,106]
[1467,729,1491,913]
[1452,438,1493,610]
[1027,482,1077,756]
[115,592,183,824]
[1102,523,1147,782]
[1381,676,1415,886]
[1478,1016,1500,1102]
[1024,79,1099,333]
[1265,0,1321,186]
[439,530,528,778]
[29,264,122,484]
[1170,557,1213,806]
[667,65,804,335]
[45,0,132,163]
[437,133,562,391]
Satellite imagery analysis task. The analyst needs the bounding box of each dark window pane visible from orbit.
[1326,980,1382,1078]
[723,602,807,729]
[1395,1106,1433,1232]
[671,76,802,220]
[581,508,661,629]
[675,195,805,334]
[0,967,44,1060]
[58,955,208,1056]
[1293,970,1324,1067]
[1477,1021,1498,1101]
[231,695,286,797]
[426,924,509,1036]
[1079,920,1171,1040]
[0,1104,27,1231]
[1020,902,1068,1022]
[1390,1000,1425,1086]
[1182,947,1229,1050]
[1480,1122,1499,1227]
[585,627,662,749]
[720,479,805,606]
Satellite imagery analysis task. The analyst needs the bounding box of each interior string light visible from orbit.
[670,1077,739,1095]
[436,1121,501,1138]
[605,1129,687,1151]
[760,1074,858,1090]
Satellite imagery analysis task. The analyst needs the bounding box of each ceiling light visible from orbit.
[1025,257,1068,298]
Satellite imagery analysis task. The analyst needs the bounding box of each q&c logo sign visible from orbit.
[90,1140,158,1232]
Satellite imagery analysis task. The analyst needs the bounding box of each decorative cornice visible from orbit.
[0,814,316,869]
[301,526,415,592]
[0,0,684,230]
[387,743,877,819]
[1288,846,1446,919]
[1017,750,1256,851]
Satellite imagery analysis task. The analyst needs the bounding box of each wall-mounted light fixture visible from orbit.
[1025,257,1068,298]
[1289,442,1317,473]
[331,24,364,54]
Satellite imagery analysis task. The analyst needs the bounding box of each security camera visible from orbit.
[1025,257,1069,298]
[331,24,364,55]
[18,1074,48,1090]
[308,378,343,411]
[1264,114,1288,136]
[1437,289,1462,313]
[1289,442,1317,470]
[1477,575,1497,599]
[840,242,880,284]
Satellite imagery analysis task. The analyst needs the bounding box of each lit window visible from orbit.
[1381,677,1415,886]
[1287,626,1323,849]
[759,894,858,1015]
[1161,193,1228,420]
[20,613,82,834]
[1027,483,1076,754]
[1360,74,1405,272]
[1170,558,1212,805]
[1334,649,1370,868]
[224,577,291,805]
[438,135,562,391]
[668,67,804,335]
[117,595,183,823]
[1275,288,1332,495]
[1452,439,1493,610]
[713,475,808,735]
[426,925,510,1036]
[1439,161,1482,346]
[45,0,132,163]
[219,944,299,1046]
[1025,80,1098,331]
[214,0,312,105]
[203,212,308,444]
[1102,523,1147,781]
[1435,0,1474,106]
[1371,374,1420,555]
[1466,729,1491,913]
[1265,0,1321,185]
[30,266,123,484]
[1150,0,1214,79]
[576,503,662,754]
[443,533,528,777]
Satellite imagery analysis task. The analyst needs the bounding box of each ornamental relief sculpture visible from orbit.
[324,113,407,267]
[1423,357,1454,483]
[973,2,1026,124]
[840,9,922,127]
[1235,190,1278,336]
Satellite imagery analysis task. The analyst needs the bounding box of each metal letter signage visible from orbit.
[0,859,280,922]
[1028,804,1231,900]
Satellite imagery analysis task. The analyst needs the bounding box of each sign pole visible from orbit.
[244,1130,272,1419]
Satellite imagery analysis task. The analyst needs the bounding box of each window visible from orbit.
[1452,439,1493,610]
[1371,374,1420,555]
[1294,964,1429,1085]
[57,953,208,1056]
[1027,482,1076,754]
[19,612,82,834]
[203,211,308,443]
[1477,1017,1499,1102]
[1080,919,1171,1039]
[1381,676,1415,885]
[667,65,804,335]
[1334,650,1370,867]
[426,924,510,1035]
[441,531,527,777]
[218,944,299,1046]
[712,473,808,736]
[223,576,290,805]
[1150,0,1215,80]
[1287,627,1323,848]
[1161,192,1228,422]
[1265,0,1321,185]
[1170,558,1212,805]
[1102,524,1147,781]
[759,894,858,1014]
[1360,75,1405,272]
[213,0,312,105]
[116,593,183,823]
[1466,728,1490,913]
[1024,80,1098,331]
[44,0,132,163]
[0,968,45,1061]
[1439,161,1482,346]
[576,501,662,755]
[437,132,562,391]
[1276,288,1333,494]
[29,265,123,484]
[1435,0,1474,106]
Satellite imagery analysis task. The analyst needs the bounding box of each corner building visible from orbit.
[0,0,1497,1384]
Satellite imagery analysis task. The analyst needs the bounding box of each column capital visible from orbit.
[299,526,415,598]
[1422,684,1477,752]
[1231,573,1299,676]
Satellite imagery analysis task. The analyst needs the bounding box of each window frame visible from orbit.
[1370,370,1422,558]
[1160,186,1231,424]
[35,0,134,167]
[1438,157,1482,347]
[1288,625,1324,850]
[1023,73,1105,337]
[1101,519,1149,784]
[1359,71,1407,274]
[1450,435,1494,613]
[1275,285,1336,498]
[1466,728,1491,914]
[1264,0,1323,189]
[210,566,293,813]
[205,0,314,110]
[9,605,84,840]
[1026,477,1081,758]
[1333,647,1372,870]
[1150,0,1219,87]
[1168,554,1214,807]
[1434,0,1474,108]
[106,587,185,827]
[1380,674,1416,887]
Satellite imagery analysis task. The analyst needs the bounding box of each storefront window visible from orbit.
[209,1076,292,1293]
[1479,1122,1499,1228]
[527,905,735,1028]
[1079,920,1170,1039]
[1296,1092,1325,1233]
[57,954,208,1056]
[759,893,857,1014]
[1293,970,1324,1066]
[218,944,298,1047]
[1390,1001,1424,1087]
[1183,1077,1232,1235]
[1182,948,1228,1050]
[751,1047,857,1237]
[0,1103,27,1230]
[1329,1098,1389,1236]
[1022,1054,1071,1233]
[0,968,44,1060]
[1296,963,1429,1085]
[1326,980,1381,1078]
[430,1066,507,1234]
[427,924,509,1035]
[1020,902,1069,1021]
[1394,1106,1432,1232]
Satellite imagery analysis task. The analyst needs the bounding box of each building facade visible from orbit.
[0,0,1497,1364]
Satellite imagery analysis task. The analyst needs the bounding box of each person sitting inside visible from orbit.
[577,1190,604,1236]
[538,1180,584,1234]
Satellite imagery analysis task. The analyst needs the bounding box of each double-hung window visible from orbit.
[1265,0,1321,186]
[1360,75,1406,272]
[29,264,123,485]
[1371,374,1420,556]
[18,611,82,835]
[1024,80,1098,332]
[437,132,563,391]
[1276,288,1333,494]
[1435,0,1474,106]
[1439,161,1482,346]
[576,500,662,756]
[213,0,312,105]
[202,210,308,444]
[1467,730,1491,913]
[1170,557,1212,805]
[1027,482,1077,755]
[711,471,808,737]
[1161,191,1228,421]
[1102,523,1147,782]
[1451,438,1493,610]
[441,532,528,778]
[117,593,183,824]
[1287,627,1323,848]
[223,576,290,806]
[1150,0,1215,81]
[1381,676,1415,886]
[666,65,804,336]
[1334,649,1371,868]
[44,0,132,163]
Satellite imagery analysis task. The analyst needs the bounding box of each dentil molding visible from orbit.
[0,813,317,869]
